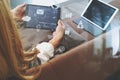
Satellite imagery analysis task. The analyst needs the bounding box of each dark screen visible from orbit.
[83,0,116,28]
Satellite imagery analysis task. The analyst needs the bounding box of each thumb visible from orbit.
[17,3,26,8]
[21,3,26,8]
[58,20,65,29]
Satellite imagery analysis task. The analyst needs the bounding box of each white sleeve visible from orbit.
[36,42,54,64]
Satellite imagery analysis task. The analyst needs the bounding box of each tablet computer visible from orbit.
[81,0,119,30]
[23,4,61,31]
[73,0,119,36]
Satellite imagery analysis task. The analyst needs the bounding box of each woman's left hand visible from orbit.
[11,3,26,20]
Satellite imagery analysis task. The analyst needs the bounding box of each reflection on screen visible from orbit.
[83,0,116,28]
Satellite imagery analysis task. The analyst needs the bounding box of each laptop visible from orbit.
[73,0,119,36]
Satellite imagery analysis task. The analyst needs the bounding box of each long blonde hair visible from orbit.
[0,0,40,80]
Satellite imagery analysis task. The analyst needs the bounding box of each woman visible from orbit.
[0,0,65,80]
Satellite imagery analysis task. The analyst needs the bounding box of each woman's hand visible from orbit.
[49,20,65,48]
[11,3,26,21]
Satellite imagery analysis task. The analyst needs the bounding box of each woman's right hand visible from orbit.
[49,20,65,48]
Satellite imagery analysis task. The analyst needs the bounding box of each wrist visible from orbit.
[36,42,54,64]
[49,37,62,48]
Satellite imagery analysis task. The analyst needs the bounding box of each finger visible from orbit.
[60,21,66,29]
[19,3,26,8]
[22,3,27,10]
[58,20,62,27]
[53,32,56,37]
[58,20,65,29]
[20,3,26,12]
[16,3,26,12]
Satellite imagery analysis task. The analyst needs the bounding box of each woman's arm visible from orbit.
[49,20,65,48]
[36,20,65,64]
